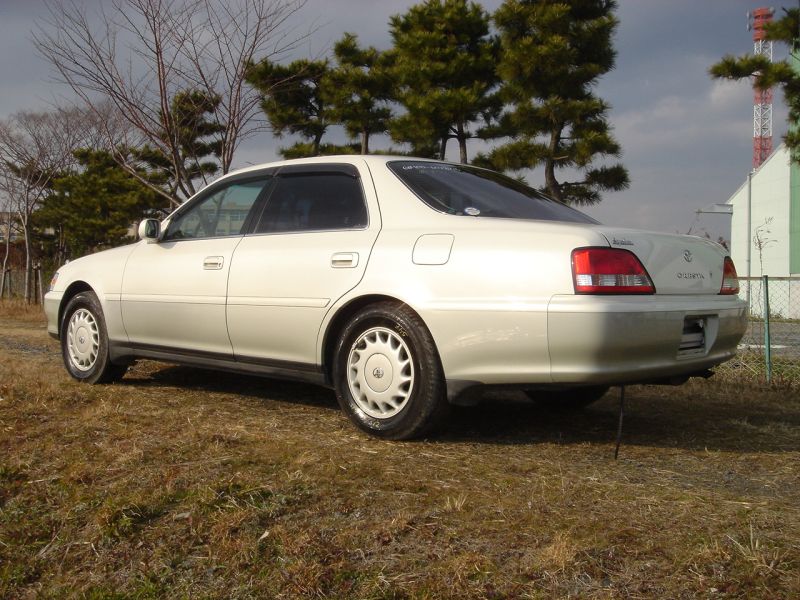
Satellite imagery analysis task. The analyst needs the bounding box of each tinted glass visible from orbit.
[388,161,598,224]
[164,178,270,240]
[256,173,367,233]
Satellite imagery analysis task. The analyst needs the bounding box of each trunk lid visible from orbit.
[594,227,728,295]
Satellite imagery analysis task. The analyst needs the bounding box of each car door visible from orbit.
[120,174,272,355]
[226,163,380,366]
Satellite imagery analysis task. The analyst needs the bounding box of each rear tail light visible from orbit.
[571,247,655,294]
[719,257,740,295]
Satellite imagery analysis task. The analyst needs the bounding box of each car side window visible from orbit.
[164,177,271,241]
[255,172,367,234]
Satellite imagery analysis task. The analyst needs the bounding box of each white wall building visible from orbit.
[726,145,795,277]
[725,144,800,318]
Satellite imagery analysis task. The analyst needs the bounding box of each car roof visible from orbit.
[222,154,443,179]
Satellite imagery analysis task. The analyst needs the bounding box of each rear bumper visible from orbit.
[546,294,748,385]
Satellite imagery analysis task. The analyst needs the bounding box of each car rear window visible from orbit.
[387,161,598,224]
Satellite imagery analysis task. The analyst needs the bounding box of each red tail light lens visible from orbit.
[572,247,655,294]
[720,257,740,295]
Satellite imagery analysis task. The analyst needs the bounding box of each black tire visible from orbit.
[333,302,448,440]
[60,291,126,384]
[525,386,610,411]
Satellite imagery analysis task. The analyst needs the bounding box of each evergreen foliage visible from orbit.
[484,0,629,204]
[279,141,360,159]
[387,0,499,163]
[35,150,163,259]
[131,90,224,205]
[710,8,800,163]
[246,59,333,158]
[326,33,393,155]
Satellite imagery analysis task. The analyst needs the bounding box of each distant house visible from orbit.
[725,144,800,278]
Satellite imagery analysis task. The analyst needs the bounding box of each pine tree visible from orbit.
[326,33,393,155]
[246,59,333,158]
[388,0,499,163]
[35,149,163,260]
[485,0,629,205]
[131,89,225,206]
[710,8,800,162]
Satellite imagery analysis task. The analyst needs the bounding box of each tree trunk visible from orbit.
[545,128,563,203]
[23,223,32,303]
[313,131,324,156]
[36,264,43,305]
[360,130,369,155]
[20,213,33,304]
[0,223,9,299]
[439,137,447,161]
[56,226,67,267]
[457,123,468,164]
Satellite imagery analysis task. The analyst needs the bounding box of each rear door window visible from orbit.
[255,171,368,234]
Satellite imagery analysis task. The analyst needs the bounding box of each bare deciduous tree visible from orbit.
[0,107,95,302]
[0,188,17,299]
[34,0,308,208]
[753,217,776,276]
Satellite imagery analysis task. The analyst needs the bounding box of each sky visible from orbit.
[0,0,793,243]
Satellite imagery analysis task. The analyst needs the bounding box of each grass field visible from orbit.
[1,301,799,598]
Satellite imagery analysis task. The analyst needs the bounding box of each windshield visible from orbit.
[388,161,599,224]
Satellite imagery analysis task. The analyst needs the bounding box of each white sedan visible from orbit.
[45,156,748,439]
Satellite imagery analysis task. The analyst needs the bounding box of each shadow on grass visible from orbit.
[439,388,800,454]
[120,364,800,453]
[119,364,339,411]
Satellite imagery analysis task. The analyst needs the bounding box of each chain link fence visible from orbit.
[717,276,800,386]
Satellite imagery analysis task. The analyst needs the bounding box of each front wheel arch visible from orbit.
[59,289,126,384]
[58,281,94,337]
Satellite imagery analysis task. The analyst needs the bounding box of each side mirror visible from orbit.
[138,219,161,243]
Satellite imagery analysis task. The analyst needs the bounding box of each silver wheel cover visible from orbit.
[66,308,100,372]
[347,326,414,419]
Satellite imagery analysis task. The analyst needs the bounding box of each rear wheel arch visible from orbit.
[322,295,433,384]
[330,299,448,439]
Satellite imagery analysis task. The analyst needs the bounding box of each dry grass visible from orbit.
[0,299,47,323]
[1,300,799,598]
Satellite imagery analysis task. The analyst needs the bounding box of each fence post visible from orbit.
[763,275,772,384]
[36,263,44,305]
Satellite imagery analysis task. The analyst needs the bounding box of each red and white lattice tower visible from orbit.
[749,7,775,168]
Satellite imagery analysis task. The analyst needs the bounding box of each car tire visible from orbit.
[525,386,610,411]
[333,302,448,440]
[60,291,126,384]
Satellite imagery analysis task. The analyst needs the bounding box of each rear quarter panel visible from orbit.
[337,164,610,383]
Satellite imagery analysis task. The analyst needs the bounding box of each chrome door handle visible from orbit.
[331,252,359,268]
[203,256,224,270]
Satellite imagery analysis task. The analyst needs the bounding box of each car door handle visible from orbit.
[203,256,224,270]
[331,252,359,268]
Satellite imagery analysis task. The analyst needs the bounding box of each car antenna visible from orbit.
[614,386,625,460]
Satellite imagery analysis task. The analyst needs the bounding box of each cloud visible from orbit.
[709,79,753,111]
